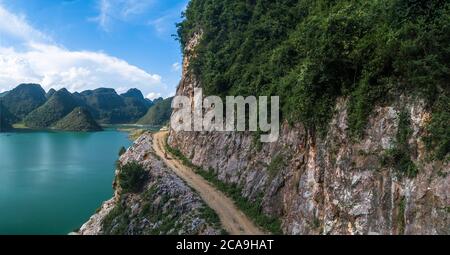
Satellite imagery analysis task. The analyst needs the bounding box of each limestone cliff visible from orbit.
[167,34,449,235]
[79,133,223,235]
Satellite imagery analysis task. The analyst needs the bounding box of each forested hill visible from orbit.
[177,0,449,160]
[0,84,173,132]
[138,97,173,126]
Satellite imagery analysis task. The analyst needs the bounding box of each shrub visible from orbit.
[102,203,130,235]
[423,94,450,161]
[118,146,127,156]
[199,206,222,230]
[117,162,148,193]
[382,111,418,178]
[397,197,406,235]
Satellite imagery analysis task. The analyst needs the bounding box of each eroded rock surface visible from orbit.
[168,35,449,235]
[79,133,223,235]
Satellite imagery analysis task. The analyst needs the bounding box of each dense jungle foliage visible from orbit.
[177,0,449,160]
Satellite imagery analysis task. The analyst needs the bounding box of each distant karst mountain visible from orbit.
[120,88,154,122]
[46,88,56,99]
[24,88,81,129]
[138,97,173,126]
[54,107,103,132]
[1,84,47,119]
[81,88,150,124]
[0,83,166,132]
[121,88,148,101]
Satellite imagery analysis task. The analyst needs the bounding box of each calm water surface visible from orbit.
[0,130,131,234]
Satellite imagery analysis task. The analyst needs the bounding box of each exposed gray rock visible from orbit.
[167,35,450,235]
[79,133,223,235]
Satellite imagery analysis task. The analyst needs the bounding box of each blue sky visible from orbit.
[0,0,188,99]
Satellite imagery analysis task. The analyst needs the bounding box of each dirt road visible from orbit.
[153,131,264,235]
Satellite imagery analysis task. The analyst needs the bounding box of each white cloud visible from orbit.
[149,13,177,36]
[146,92,162,100]
[0,5,50,43]
[171,62,181,72]
[92,0,155,31]
[148,3,187,37]
[149,16,167,34]
[122,0,155,17]
[93,0,111,31]
[0,43,162,93]
[0,3,167,97]
[115,87,128,94]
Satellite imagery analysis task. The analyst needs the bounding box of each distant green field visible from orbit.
[12,123,29,129]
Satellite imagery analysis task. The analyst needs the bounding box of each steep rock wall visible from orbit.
[168,36,449,235]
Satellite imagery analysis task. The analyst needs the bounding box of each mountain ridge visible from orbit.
[0,84,169,132]
[1,83,47,119]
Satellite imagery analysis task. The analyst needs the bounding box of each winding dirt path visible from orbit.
[153,131,264,235]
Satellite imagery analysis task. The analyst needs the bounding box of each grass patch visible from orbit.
[102,202,130,235]
[423,94,450,161]
[251,131,263,152]
[12,123,29,129]
[397,197,406,235]
[129,129,147,141]
[267,154,285,179]
[199,206,223,231]
[165,141,282,234]
[139,185,180,235]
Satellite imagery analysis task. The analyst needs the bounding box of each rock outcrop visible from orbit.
[79,133,223,235]
[167,34,450,235]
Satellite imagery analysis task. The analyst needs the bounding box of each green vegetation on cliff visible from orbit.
[382,110,418,178]
[423,94,450,161]
[178,0,449,158]
[53,107,103,132]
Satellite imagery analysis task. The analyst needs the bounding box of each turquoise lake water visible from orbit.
[0,130,131,235]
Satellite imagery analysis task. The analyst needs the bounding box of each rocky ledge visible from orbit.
[79,133,223,235]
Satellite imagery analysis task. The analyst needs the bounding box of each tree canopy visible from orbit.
[177,0,449,159]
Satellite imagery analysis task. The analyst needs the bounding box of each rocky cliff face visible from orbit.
[168,35,449,235]
[79,133,223,235]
